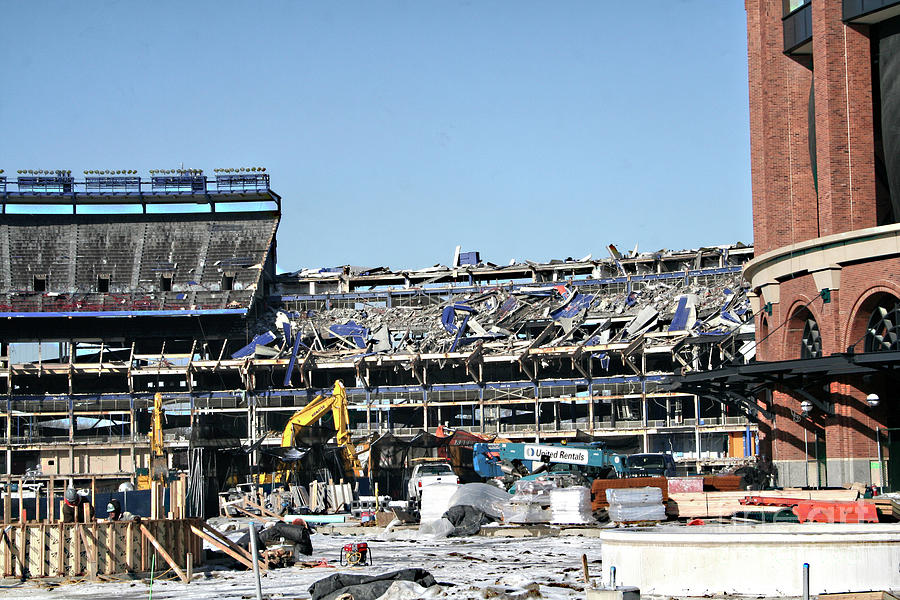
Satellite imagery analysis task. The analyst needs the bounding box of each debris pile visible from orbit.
[248,270,752,362]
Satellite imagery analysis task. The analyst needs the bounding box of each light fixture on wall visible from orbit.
[800,400,813,414]
[867,393,880,408]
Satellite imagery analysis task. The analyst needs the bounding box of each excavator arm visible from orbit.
[280,380,363,478]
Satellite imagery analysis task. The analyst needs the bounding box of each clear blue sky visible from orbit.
[0,1,752,272]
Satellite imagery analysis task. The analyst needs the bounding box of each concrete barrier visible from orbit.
[600,523,900,596]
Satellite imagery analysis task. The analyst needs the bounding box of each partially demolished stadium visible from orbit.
[0,171,757,513]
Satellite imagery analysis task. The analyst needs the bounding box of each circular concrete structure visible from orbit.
[600,524,900,596]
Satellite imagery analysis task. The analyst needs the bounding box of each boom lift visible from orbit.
[279,380,363,480]
[474,441,624,480]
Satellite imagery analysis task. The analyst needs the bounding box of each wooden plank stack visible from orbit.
[667,489,860,519]
[702,475,744,492]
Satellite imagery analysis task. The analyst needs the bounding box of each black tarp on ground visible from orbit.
[309,568,437,600]
[442,504,495,537]
[236,522,313,560]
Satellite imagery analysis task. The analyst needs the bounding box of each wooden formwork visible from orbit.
[0,518,203,580]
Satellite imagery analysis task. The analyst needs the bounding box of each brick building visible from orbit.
[740,0,900,487]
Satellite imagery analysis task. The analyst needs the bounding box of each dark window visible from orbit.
[866,299,900,352]
[801,318,822,359]
[222,273,235,291]
[626,455,666,469]
[97,275,109,293]
[160,275,173,292]
[33,275,46,292]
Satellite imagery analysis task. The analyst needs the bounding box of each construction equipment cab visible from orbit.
[623,453,677,478]
[280,380,363,479]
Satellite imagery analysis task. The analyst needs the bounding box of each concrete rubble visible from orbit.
[246,249,753,362]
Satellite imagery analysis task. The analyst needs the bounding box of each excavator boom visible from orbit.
[280,380,362,478]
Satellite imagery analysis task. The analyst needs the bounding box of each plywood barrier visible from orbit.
[0,519,203,579]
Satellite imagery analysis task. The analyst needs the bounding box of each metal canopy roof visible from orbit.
[666,351,900,421]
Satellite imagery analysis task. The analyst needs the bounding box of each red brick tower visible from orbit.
[744,0,900,487]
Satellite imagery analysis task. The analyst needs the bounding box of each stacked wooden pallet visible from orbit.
[668,489,860,519]
[864,496,900,521]
[703,475,744,492]
[591,477,667,511]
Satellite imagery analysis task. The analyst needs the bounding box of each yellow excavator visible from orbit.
[277,380,363,481]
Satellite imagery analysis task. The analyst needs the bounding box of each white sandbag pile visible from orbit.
[550,486,593,524]
[606,486,666,523]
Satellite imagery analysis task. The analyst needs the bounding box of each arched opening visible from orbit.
[801,317,822,359]
[866,296,900,352]
[786,306,821,360]
[756,314,769,360]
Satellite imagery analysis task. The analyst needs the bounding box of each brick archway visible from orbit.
[782,297,824,361]
[844,283,900,353]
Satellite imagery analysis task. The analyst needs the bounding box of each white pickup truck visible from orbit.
[407,462,459,501]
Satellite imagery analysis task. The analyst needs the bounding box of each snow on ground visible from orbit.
[0,525,604,600]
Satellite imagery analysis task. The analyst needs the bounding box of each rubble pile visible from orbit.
[249,271,752,360]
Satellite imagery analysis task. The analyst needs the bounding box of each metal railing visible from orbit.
[0,173,269,196]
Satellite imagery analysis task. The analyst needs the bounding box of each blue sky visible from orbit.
[0,1,751,271]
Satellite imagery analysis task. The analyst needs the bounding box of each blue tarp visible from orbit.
[441,304,476,333]
[669,296,691,331]
[329,321,369,349]
[550,292,594,320]
[231,331,277,359]
[495,296,518,321]
[624,291,638,308]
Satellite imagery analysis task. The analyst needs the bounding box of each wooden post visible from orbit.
[17,523,25,578]
[91,523,99,577]
[139,524,188,583]
[48,476,54,523]
[90,476,96,510]
[38,524,46,577]
[74,524,81,575]
[139,521,147,572]
[57,523,64,576]
[79,525,96,580]
[126,522,134,572]
[106,522,115,575]
[17,479,23,523]
[180,473,188,518]
[5,474,11,524]
[3,525,10,577]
